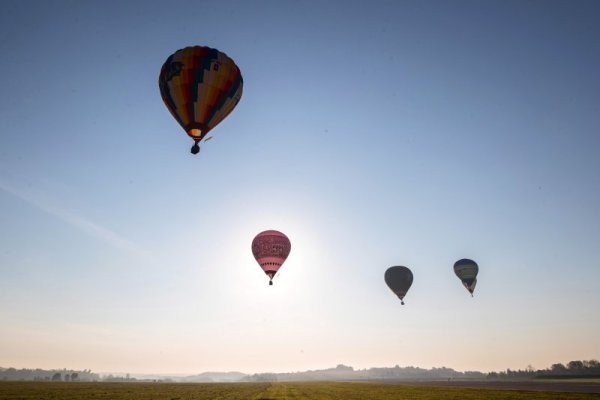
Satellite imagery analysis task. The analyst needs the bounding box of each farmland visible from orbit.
[1,381,599,400]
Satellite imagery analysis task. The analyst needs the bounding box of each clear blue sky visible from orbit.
[1,0,599,374]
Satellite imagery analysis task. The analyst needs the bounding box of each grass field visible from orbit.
[539,379,600,383]
[1,381,599,400]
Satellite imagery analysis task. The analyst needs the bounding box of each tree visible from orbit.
[551,363,567,373]
[568,360,584,371]
[526,364,534,373]
[51,373,61,381]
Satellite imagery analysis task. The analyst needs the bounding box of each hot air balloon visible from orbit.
[384,266,413,305]
[158,46,243,154]
[454,258,478,296]
[252,230,291,285]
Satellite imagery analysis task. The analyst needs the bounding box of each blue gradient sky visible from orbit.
[1,0,599,374]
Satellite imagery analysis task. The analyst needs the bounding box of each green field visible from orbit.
[1,381,599,400]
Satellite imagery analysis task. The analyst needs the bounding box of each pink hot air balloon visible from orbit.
[251,230,291,285]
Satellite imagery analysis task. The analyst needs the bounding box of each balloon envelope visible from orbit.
[384,266,413,305]
[158,46,243,152]
[454,258,479,295]
[252,230,291,285]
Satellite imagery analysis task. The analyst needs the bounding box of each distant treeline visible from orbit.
[2,359,599,382]
[0,368,170,383]
[0,368,99,381]
[488,359,600,380]
[244,360,600,382]
[243,364,486,382]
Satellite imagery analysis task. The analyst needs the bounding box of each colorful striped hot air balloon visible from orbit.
[158,46,243,154]
[252,230,291,285]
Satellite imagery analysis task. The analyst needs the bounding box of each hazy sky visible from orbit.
[1,0,599,375]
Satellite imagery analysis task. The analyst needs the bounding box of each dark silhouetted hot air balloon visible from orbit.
[454,258,478,296]
[252,230,291,285]
[384,266,413,305]
[158,46,243,154]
